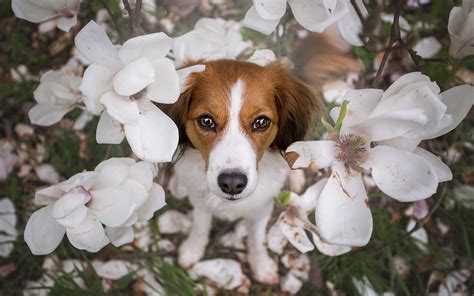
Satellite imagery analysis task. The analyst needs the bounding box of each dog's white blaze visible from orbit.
[206,80,258,199]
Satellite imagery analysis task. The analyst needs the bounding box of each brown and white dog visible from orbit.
[165,59,321,283]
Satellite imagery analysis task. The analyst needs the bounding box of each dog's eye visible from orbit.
[252,116,271,131]
[198,115,216,130]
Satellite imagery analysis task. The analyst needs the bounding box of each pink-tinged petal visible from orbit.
[364,145,438,202]
[57,15,77,32]
[96,112,125,144]
[51,191,87,220]
[449,8,474,59]
[100,91,140,125]
[28,104,73,126]
[426,84,474,139]
[118,33,173,65]
[113,57,155,96]
[243,5,280,35]
[315,168,372,246]
[253,0,287,21]
[247,49,276,66]
[413,148,452,183]
[147,58,180,104]
[279,220,314,253]
[407,219,428,248]
[136,184,166,222]
[293,178,328,213]
[74,21,121,71]
[177,64,206,92]
[124,102,179,163]
[58,171,98,192]
[55,205,88,228]
[285,141,337,170]
[92,158,134,190]
[288,0,348,33]
[336,0,367,46]
[105,226,134,247]
[24,205,65,255]
[12,0,56,23]
[66,213,109,252]
[311,232,351,256]
[79,64,114,115]
[89,180,148,227]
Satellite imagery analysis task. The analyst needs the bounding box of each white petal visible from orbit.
[279,220,314,253]
[66,213,109,252]
[246,49,276,66]
[55,205,88,228]
[377,136,421,152]
[74,21,121,71]
[51,191,87,220]
[92,260,130,280]
[156,210,191,234]
[243,5,280,35]
[113,57,155,96]
[128,161,154,191]
[28,104,72,126]
[413,37,442,59]
[57,15,77,32]
[89,180,147,227]
[285,141,338,170]
[79,64,114,115]
[118,33,173,65]
[12,0,56,22]
[341,89,383,129]
[93,158,132,190]
[100,91,140,124]
[448,9,474,59]
[364,145,439,202]
[192,259,245,290]
[288,0,348,33]
[280,273,303,294]
[336,0,367,46]
[315,168,372,246]
[177,64,206,93]
[253,0,287,21]
[124,102,179,163]
[59,171,98,192]
[146,58,180,104]
[407,219,428,246]
[267,220,287,254]
[426,84,474,139]
[413,148,452,183]
[0,198,17,236]
[105,226,134,247]
[294,178,328,213]
[136,184,166,221]
[311,232,351,256]
[96,112,125,144]
[24,204,65,255]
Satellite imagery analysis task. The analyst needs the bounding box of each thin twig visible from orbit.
[372,0,401,87]
[134,0,143,35]
[99,0,125,42]
[122,0,135,34]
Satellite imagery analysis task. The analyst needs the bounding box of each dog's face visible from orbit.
[169,60,320,201]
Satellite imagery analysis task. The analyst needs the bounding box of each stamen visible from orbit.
[335,134,368,172]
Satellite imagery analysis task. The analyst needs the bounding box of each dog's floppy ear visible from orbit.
[270,64,323,150]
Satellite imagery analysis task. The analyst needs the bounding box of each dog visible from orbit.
[165,59,321,284]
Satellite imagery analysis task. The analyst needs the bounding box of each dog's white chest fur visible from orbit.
[171,148,290,221]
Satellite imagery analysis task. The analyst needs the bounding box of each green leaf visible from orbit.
[275,191,292,206]
[321,117,335,132]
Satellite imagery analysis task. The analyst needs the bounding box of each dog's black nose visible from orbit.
[217,172,248,195]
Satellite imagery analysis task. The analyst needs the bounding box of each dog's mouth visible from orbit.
[219,193,247,202]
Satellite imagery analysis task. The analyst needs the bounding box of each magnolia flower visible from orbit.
[190,259,248,290]
[243,0,368,46]
[24,158,166,255]
[75,21,181,162]
[413,37,442,59]
[448,0,474,59]
[0,198,17,257]
[12,0,81,32]
[173,18,252,67]
[285,72,473,249]
[268,179,352,256]
[29,70,83,126]
[246,49,276,66]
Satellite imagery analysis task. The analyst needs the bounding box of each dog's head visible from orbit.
[168,60,321,201]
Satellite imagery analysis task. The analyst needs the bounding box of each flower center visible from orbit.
[131,88,148,101]
[335,134,368,172]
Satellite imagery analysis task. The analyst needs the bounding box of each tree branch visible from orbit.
[99,0,125,42]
